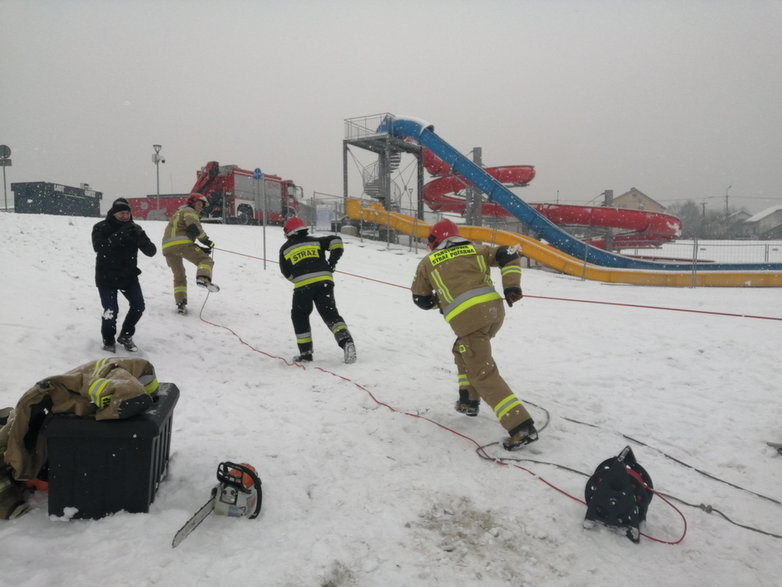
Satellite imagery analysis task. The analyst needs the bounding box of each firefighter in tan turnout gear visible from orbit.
[162,193,220,314]
[411,219,537,450]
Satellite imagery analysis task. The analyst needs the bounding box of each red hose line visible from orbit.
[196,291,686,545]
[215,246,782,321]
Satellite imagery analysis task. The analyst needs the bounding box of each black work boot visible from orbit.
[454,388,480,416]
[117,335,137,352]
[503,419,539,451]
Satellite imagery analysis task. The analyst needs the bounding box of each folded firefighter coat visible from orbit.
[0,357,159,482]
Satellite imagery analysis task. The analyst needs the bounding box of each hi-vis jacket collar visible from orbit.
[432,236,470,251]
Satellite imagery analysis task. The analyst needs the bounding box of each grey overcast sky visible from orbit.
[2,0,781,214]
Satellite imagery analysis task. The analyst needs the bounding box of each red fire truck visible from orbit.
[128,161,303,224]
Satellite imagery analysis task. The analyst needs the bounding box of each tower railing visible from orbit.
[344,113,393,140]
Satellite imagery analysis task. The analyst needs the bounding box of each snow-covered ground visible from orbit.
[1,211,781,586]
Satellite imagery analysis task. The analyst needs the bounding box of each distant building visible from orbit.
[744,205,782,239]
[726,209,753,238]
[11,182,103,218]
[612,188,666,213]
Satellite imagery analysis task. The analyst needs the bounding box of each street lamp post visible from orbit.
[152,144,163,209]
[725,185,732,216]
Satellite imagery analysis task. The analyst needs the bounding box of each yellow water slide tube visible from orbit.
[345,199,782,287]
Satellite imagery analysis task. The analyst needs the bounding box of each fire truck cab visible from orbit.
[126,161,302,224]
[194,161,302,225]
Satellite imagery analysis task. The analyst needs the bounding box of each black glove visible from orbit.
[328,261,337,272]
[412,294,436,310]
[199,246,212,255]
[202,237,214,249]
[116,223,137,244]
[504,287,523,307]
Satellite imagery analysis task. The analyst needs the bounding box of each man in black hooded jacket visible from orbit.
[92,199,157,352]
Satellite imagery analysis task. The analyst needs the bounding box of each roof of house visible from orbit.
[745,204,782,223]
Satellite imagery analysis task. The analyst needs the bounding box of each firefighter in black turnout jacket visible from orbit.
[279,217,357,364]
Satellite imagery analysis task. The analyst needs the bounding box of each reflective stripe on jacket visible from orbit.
[279,233,344,288]
[290,271,334,288]
[411,239,521,336]
[162,206,207,251]
[441,285,501,323]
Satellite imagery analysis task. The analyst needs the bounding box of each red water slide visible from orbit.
[421,149,681,248]
[422,147,535,216]
[529,203,682,248]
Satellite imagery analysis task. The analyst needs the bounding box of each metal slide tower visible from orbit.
[343,113,426,219]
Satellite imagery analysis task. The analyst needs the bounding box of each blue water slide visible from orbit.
[378,116,782,272]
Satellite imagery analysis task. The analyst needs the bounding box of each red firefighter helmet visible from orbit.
[187,192,208,207]
[283,216,307,237]
[427,218,460,249]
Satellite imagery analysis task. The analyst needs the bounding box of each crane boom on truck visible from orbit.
[127,161,303,224]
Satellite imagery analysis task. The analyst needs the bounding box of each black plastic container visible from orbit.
[41,382,179,519]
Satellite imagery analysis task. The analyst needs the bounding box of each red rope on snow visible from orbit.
[525,294,782,322]
[214,246,782,321]
[195,292,686,545]
[626,468,688,545]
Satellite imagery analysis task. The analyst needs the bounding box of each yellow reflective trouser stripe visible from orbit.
[444,292,502,323]
[494,394,522,420]
[431,270,453,303]
[92,358,110,376]
[174,286,187,293]
[331,324,347,334]
[458,374,470,387]
[293,274,333,288]
[88,379,112,407]
[296,334,313,344]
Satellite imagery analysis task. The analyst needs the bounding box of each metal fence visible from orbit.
[305,192,431,253]
[620,240,782,265]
